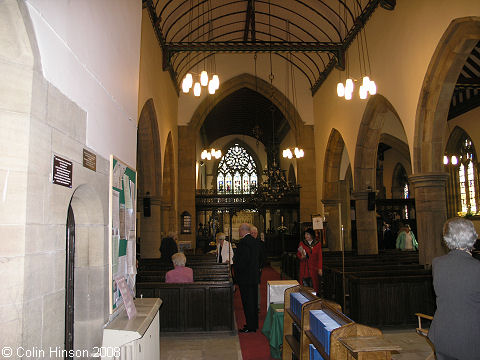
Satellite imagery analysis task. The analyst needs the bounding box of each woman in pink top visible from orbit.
[165,253,193,283]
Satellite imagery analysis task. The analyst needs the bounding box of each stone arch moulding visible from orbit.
[68,184,106,353]
[323,128,347,200]
[137,98,162,197]
[188,73,306,140]
[414,17,480,173]
[354,94,405,192]
[445,125,478,157]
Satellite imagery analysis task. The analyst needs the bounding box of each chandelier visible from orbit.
[255,159,299,202]
[201,148,221,160]
[336,2,376,100]
[181,0,220,96]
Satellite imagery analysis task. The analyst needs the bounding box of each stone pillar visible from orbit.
[322,199,341,251]
[339,180,352,251]
[177,126,196,245]
[409,173,449,265]
[297,125,317,222]
[352,191,378,255]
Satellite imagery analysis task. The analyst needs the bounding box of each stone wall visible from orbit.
[0,1,110,356]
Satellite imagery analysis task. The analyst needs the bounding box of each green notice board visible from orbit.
[109,155,137,314]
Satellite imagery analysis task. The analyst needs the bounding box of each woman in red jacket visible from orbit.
[297,228,323,292]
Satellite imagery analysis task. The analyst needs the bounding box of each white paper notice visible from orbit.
[127,230,136,275]
[112,190,120,234]
[112,162,126,189]
[112,235,120,276]
[123,174,133,210]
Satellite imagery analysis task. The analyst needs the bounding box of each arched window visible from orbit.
[216,144,258,194]
[445,132,479,216]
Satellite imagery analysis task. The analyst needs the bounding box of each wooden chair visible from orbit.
[415,313,435,360]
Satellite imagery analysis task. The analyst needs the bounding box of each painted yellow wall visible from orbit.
[137,8,179,212]
[313,0,480,212]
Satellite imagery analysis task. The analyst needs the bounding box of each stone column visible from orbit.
[322,199,341,251]
[409,173,449,266]
[352,191,378,255]
[177,126,196,246]
[297,125,317,222]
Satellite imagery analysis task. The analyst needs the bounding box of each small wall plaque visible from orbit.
[83,148,96,171]
[52,155,73,188]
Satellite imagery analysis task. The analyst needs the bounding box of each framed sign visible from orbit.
[109,156,137,314]
[311,214,324,230]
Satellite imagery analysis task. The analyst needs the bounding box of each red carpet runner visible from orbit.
[234,266,282,360]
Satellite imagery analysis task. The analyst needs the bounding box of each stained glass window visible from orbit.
[216,143,258,194]
[451,137,478,215]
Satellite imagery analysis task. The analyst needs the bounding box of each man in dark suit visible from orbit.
[428,217,480,360]
[234,223,260,332]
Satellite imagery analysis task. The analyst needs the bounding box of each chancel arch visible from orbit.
[412,17,480,265]
[179,73,316,245]
[137,99,162,258]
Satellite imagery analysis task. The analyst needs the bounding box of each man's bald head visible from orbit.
[239,223,251,238]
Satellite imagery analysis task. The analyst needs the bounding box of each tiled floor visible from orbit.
[159,327,434,360]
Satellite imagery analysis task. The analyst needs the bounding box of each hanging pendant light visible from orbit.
[193,82,201,97]
[337,82,345,97]
[200,70,208,86]
[208,79,216,94]
[212,74,220,90]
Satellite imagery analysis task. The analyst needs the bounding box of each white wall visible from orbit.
[178,53,314,127]
[26,0,142,167]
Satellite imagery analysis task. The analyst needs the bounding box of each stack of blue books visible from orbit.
[309,310,342,355]
[290,292,310,319]
[309,344,325,360]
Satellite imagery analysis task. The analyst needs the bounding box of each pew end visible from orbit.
[415,312,433,337]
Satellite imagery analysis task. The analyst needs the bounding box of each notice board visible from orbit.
[109,155,137,314]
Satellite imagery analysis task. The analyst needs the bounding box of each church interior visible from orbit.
[1,0,480,359]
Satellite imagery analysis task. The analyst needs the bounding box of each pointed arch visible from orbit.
[323,129,347,200]
[414,17,480,173]
[137,98,162,197]
[354,94,406,191]
[188,73,306,140]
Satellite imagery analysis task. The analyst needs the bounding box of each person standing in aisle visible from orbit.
[297,228,323,293]
[234,223,260,332]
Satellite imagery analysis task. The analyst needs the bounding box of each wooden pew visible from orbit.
[348,273,435,327]
[136,281,234,332]
[137,262,230,282]
[282,286,400,360]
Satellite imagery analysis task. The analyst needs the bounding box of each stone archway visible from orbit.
[412,17,480,264]
[162,131,176,235]
[354,94,406,254]
[68,184,105,354]
[322,129,352,251]
[137,99,162,258]
[178,74,317,244]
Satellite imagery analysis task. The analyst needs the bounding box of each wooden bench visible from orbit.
[348,274,435,326]
[137,262,230,282]
[136,281,234,332]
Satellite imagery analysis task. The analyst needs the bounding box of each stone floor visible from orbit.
[159,327,434,360]
[160,332,243,360]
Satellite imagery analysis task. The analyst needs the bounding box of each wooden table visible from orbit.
[338,336,401,359]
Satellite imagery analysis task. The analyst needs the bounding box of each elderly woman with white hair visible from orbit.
[165,252,193,283]
[428,217,480,360]
[215,232,234,264]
